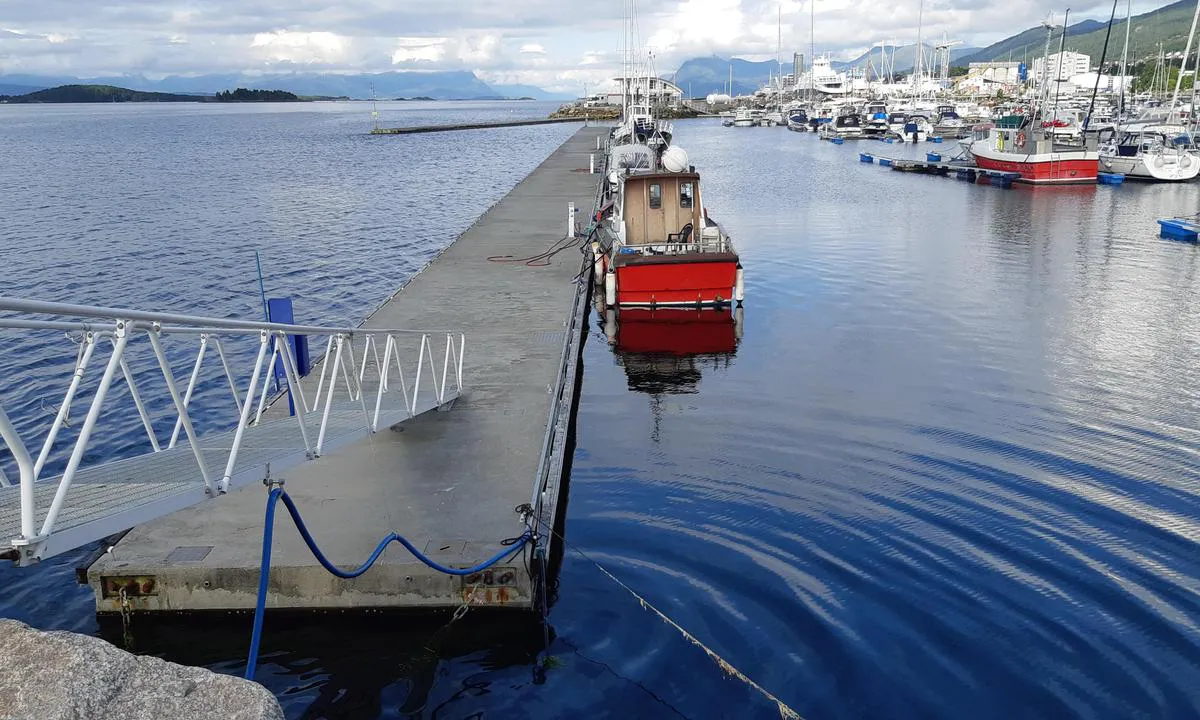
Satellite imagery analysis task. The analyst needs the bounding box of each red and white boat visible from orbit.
[594,144,743,308]
[968,121,1099,185]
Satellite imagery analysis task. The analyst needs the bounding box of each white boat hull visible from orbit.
[1099,150,1200,182]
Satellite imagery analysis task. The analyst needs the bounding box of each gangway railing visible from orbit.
[0,298,465,566]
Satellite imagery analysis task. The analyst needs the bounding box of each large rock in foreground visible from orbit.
[0,620,283,720]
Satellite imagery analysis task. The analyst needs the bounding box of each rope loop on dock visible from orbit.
[244,487,531,679]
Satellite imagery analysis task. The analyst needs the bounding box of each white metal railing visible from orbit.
[0,297,464,564]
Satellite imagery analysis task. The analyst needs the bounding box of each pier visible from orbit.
[78,126,608,614]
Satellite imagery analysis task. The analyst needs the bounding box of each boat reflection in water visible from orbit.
[602,306,742,437]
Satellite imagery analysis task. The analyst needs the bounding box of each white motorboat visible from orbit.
[731,107,755,127]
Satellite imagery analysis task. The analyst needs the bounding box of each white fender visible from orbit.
[591,242,604,285]
[734,264,745,304]
[605,269,617,307]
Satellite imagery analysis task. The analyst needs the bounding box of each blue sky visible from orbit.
[0,0,1170,92]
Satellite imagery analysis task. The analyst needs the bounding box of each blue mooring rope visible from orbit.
[244,487,532,679]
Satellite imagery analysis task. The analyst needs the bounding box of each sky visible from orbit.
[0,0,1170,93]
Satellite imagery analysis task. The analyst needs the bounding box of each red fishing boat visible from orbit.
[594,144,744,308]
[968,120,1099,184]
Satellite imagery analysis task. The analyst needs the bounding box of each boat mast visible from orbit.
[1170,0,1200,119]
[1118,0,1130,123]
[1052,9,1069,123]
[1085,0,1120,131]
[777,2,784,112]
[1037,16,1055,124]
[913,0,925,98]
[810,0,815,98]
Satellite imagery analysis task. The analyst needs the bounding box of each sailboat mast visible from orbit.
[777,2,783,111]
[1118,0,1130,120]
[1085,0,1120,131]
[810,0,815,97]
[913,0,925,96]
[1170,0,1200,115]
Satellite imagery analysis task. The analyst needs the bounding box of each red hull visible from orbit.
[972,155,1098,184]
[614,258,738,307]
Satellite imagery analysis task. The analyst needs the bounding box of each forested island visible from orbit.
[0,84,336,104]
[213,88,301,102]
[0,84,199,103]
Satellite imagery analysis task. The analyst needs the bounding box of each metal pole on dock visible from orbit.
[567,203,576,238]
[590,154,595,174]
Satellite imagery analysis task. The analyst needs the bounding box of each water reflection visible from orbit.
[600,306,742,441]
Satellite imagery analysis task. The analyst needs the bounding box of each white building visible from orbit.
[1032,51,1091,84]
[605,76,684,107]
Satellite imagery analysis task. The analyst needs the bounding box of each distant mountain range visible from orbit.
[957,0,1192,65]
[0,72,573,101]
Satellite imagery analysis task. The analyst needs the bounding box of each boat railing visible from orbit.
[0,297,465,564]
[621,231,730,256]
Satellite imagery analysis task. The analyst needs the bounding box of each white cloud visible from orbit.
[250,30,348,64]
[0,0,1139,93]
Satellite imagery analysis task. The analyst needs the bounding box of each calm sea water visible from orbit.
[4,104,1200,719]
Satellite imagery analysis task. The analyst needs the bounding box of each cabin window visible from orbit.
[648,183,662,209]
[680,182,694,208]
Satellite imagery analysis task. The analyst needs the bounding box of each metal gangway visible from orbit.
[0,298,464,566]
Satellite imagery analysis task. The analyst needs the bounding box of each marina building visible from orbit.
[605,76,684,107]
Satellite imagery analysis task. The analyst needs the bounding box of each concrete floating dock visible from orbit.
[369,117,588,135]
[88,126,608,614]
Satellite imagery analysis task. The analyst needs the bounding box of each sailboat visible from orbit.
[968,12,1100,184]
[1098,0,1199,181]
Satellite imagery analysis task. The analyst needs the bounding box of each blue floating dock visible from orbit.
[879,158,892,167]
[1158,218,1199,241]
[831,137,845,145]
[926,152,942,162]
[929,136,943,143]
[1098,173,1125,185]
[860,153,874,163]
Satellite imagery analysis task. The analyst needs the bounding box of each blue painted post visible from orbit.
[266,298,310,416]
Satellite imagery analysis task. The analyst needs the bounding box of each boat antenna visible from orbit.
[1084,0,1120,131]
[1052,8,1069,123]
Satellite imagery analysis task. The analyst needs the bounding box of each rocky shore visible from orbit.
[0,620,283,720]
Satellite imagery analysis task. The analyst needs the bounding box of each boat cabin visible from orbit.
[619,172,703,246]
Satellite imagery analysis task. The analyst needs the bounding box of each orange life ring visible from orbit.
[1016,131,1027,146]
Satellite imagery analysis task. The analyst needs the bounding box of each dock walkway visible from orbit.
[88,126,608,613]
